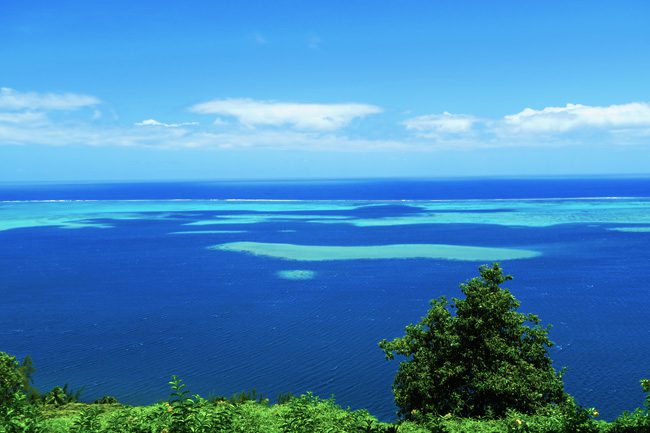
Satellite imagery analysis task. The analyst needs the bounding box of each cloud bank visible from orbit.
[1,87,649,150]
[404,102,650,148]
[0,87,100,111]
[503,103,650,133]
[190,98,382,130]
[0,90,397,150]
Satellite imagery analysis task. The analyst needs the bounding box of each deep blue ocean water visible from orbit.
[1,178,649,421]
[2,177,650,201]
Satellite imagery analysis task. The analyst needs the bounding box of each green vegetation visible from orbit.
[379,264,565,418]
[1,264,649,432]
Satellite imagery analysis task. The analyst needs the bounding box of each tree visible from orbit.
[379,263,565,419]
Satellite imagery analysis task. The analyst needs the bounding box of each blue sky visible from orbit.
[1,0,649,181]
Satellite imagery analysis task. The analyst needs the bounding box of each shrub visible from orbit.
[277,393,295,405]
[42,385,82,406]
[279,393,381,433]
[0,391,42,433]
[71,406,102,433]
[0,353,24,407]
[167,375,233,433]
[92,396,119,405]
[104,405,170,433]
[0,352,42,433]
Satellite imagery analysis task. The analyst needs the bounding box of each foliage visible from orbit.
[167,375,199,433]
[379,263,566,418]
[4,369,649,433]
[167,375,244,433]
[0,391,42,433]
[279,392,384,433]
[17,357,39,403]
[41,385,82,406]
[643,379,650,410]
[103,404,169,433]
[0,353,24,407]
[228,388,268,405]
[394,402,609,433]
[555,396,602,433]
[0,352,42,433]
[70,406,102,433]
[91,396,119,405]
[277,392,295,405]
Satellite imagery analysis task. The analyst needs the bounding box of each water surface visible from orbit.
[1,179,649,420]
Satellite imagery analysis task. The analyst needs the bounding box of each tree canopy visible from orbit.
[379,263,566,419]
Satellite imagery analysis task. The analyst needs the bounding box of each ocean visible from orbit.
[1,177,649,420]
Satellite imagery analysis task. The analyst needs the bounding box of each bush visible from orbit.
[0,391,42,433]
[380,264,566,419]
[42,385,83,406]
[92,396,119,405]
[0,353,24,407]
[71,406,103,433]
[103,405,170,433]
[280,393,380,433]
[0,352,42,433]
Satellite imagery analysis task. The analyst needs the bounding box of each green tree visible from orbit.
[379,263,565,419]
[18,356,39,402]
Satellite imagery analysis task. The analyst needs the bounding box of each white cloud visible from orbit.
[135,118,199,128]
[403,112,477,136]
[0,90,390,150]
[0,87,101,111]
[0,111,48,124]
[0,119,403,151]
[503,102,650,133]
[190,98,382,130]
[3,87,649,151]
[404,102,650,148]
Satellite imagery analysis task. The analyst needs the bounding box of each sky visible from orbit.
[1,0,649,181]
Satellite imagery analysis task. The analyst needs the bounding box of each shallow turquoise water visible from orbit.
[213,241,540,261]
[276,270,317,280]
[3,198,650,232]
